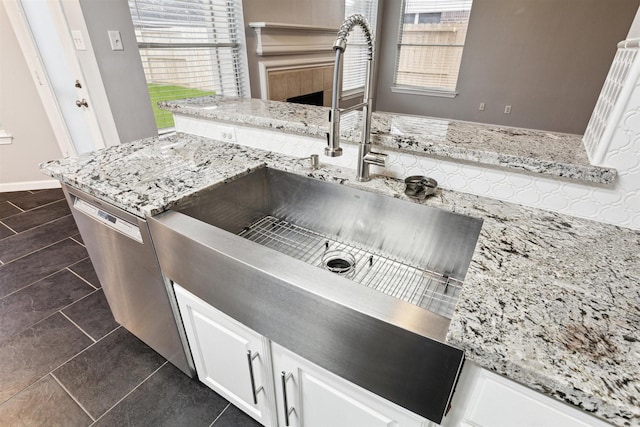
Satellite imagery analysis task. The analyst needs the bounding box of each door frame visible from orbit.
[4,0,108,157]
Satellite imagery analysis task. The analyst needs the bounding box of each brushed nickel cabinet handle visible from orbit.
[281,371,295,426]
[246,350,263,405]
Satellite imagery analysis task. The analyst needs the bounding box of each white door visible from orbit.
[7,0,105,155]
[174,284,276,427]
[271,342,429,427]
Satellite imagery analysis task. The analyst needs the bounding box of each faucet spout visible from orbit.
[334,14,374,59]
[325,14,386,181]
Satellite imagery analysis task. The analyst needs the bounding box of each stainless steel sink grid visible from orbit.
[238,215,462,319]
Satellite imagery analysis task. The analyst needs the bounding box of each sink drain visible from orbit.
[321,250,356,277]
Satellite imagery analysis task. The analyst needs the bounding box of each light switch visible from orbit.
[108,30,124,51]
[71,30,86,51]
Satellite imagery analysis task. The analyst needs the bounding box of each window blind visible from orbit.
[129,0,248,130]
[395,0,473,92]
[343,0,378,93]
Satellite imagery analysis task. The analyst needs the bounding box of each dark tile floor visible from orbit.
[0,189,260,426]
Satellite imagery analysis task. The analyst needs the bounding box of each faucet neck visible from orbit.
[334,14,374,60]
[326,14,385,181]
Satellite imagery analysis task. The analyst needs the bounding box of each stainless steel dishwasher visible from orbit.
[62,184,194,377]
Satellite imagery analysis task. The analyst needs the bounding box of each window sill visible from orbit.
[390,86,458,98]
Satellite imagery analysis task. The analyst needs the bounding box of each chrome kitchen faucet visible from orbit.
[325,14,386,182]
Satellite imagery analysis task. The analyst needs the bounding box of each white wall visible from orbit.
[0,2,63,191]
[375,0,639,134]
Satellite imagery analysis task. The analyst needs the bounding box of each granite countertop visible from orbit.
[40,133,639,426]
[161,95,617,185]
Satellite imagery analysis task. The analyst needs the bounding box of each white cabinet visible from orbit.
[174,283,429,427]
[271,342,430,427]
[441,362,613,427]
[174,284,276,427]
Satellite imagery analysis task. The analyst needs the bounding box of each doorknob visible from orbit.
[75,99,88,108]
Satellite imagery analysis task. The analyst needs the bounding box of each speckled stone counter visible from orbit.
[40,134,273,217]
[161,95,617,184]
[41,133,638,426]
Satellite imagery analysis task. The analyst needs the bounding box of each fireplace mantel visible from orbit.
[248,22,338,56]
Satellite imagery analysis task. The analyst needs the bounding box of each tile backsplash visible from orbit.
[584,39,640,165]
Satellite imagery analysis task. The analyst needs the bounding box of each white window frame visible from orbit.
[392,0,473,98]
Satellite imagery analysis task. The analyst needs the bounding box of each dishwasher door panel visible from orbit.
[62,185,194,377]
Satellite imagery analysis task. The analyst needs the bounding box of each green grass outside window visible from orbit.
[147,84,215,130]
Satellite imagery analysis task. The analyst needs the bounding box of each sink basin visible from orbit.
[177,167,482,318]
[148,166,483,423]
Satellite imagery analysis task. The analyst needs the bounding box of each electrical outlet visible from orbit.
[504,105,512,114]
[108,30,124,51]
[479,103,486,111]
[218,126,236,142]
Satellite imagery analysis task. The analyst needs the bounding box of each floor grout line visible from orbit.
[18,197,67,213]
[43,325,123,380]
[0,198,68,230]
[0,260,85,302]
[1,372,56,410]
[51,373,97,423]
[66,266,99,290]
[69,236,86,247]
[0,220,18,235]
[0,288,100,346]
[0,320,119,408]
[0,231,82,265]
[59,311,97,343]
[14,213,75,231]
[209,403,231,427]
[0,233,81,265]
[6,201,25,213]
[89,361,169,426]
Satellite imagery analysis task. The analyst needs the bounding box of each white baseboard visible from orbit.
[0,179,61,192]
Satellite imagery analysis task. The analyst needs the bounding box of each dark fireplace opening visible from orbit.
[287,91,323,106]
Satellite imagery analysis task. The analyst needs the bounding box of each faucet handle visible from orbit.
[363,151,387,167]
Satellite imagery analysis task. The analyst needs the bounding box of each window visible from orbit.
[418,12,441,24]
[129,0,249,130]
[403,13,417,24]
[342,0,378,93]
[394,0,473,94]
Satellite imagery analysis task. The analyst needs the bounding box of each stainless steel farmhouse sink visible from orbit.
[148,167,483,424]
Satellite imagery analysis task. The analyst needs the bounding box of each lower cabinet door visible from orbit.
[271,342,430,427]
[442,362,614,427]
[174,284,276,427]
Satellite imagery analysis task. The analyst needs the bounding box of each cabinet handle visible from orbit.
[281,371,295,426]
[246,350,263,405]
